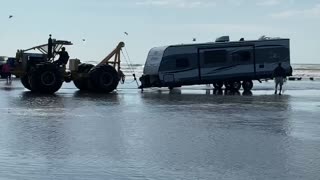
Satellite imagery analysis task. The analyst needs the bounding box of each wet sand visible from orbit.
[0,79,319,180]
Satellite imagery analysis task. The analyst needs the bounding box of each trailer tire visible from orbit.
[29,64,63,94]
[242,80,253,91]
[224,82,232,90]
[213,82,223,89]
[20,75,32,90]
[231,81,241,91]
[89,64,119,93]
[73,63,94,91]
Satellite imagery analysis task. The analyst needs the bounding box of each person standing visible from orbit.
[2,61,11,84]
[273,63,287,95]
[118,68,125,84]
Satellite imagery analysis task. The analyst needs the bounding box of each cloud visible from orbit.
[135,0,295,8]
[135,0,216,8]
[256,0,281,6]
[271,3,320,18]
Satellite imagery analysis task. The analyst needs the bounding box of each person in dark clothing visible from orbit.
[118,68,125,84]
[2,61,11,84]
[55,47,69,65]
[273,62,287,95]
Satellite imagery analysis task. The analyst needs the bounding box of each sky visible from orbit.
[0,0,319,64]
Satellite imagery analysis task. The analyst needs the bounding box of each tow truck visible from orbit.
[11,35,124,94]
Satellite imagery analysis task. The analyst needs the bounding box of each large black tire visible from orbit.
[242,80,253,91]
[230,81,242,91]
[89,64,119,93]
[73,63,94,91]
[20,75,31,90]
[29,64,63,94]
[224,82,232,90]
[213,82,223,89]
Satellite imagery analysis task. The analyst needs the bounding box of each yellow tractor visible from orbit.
[12,35,124,94]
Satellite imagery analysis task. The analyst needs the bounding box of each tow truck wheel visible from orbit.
[242,80,253,91]
[73,63,94,91]
[89,64,119,93]
[213,82,223,89]
[231,81,241,91]
[20,75,32,90]
[29,65,63,94]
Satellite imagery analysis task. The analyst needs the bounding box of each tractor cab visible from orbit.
[15,35,73,72]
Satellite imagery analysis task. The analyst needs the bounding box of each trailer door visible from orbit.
[199,46,255,81]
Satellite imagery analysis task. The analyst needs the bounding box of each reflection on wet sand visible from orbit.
[15,92,66,110]
[0,81,319,179]
[142,89,292,135]
[169,88,253,96]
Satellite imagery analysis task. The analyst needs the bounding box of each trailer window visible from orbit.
[232,51,251,62]
[204,50,227,64]
[256,47,289,63]
[176,58,190,68]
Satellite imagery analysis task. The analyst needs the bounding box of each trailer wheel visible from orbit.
[89,64,119,93]
[29,64,63,94]
[20,75,32,90]
[73,63,94,90]
[213,82,223,89]
[231,81,241,91]
[224,82,232,90]
[242,80,253,91]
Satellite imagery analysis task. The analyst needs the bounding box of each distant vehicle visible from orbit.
[140,36,293,91]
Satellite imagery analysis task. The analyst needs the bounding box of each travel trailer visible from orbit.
[139,36,292,91]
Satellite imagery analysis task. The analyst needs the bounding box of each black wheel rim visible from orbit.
[41,71,56,86]
[243,81,253,90]
[233,82,241,89]
[100,72,113,87]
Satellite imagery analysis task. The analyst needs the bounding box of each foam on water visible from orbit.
[292,64,320,78]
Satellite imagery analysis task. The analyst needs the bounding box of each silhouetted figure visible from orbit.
[2,62,11,84]
[240,38,244,41]
[273,63,287,95]
[55,47,69,65]
[118,68,125,84]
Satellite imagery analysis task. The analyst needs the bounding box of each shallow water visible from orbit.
[0,80,320,179]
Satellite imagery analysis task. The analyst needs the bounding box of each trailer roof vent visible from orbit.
[215,36,230,42]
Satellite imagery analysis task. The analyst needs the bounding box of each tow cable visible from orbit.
[121,47,140,88]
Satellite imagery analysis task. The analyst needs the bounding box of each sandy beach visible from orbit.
[0,79,319,179]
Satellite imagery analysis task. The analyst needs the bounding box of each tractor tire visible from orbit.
[89,64,119,93]
[20,75,32,90]
[73,63,94,91]
[29,64,63,94]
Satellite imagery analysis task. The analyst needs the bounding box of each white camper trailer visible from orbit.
[140,36,292,91]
